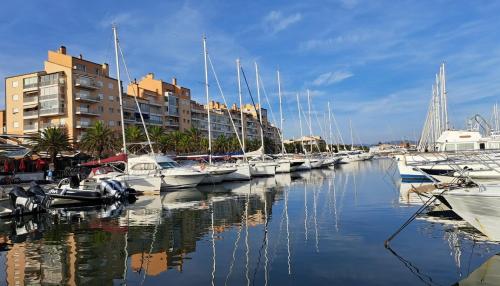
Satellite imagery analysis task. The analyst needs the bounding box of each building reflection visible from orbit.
[0,178,283,285]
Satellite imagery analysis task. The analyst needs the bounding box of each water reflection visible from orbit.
[1,160,500,285]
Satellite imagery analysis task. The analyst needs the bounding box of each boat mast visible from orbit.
[307,89,313,152]
[203,35,212,165]
[237,58,245,154]
[296,93,306,155]
[349,119,354,150]
[255,62,265,160]
[441,63,448,130]
[328,102,334,153]
[112,25,127,156]
[277,70,285,156]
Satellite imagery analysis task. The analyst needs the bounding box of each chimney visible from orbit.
[58,46,67,54]
[172,77,177,85]
[79,54,83,59]
[146,73,154,79]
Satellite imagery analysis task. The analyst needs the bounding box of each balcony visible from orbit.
[23,110,39,119]
[75,77,99,90]
[39,108,65,117]
[23,83,38,92]
[23,123,39,133]
[75,107,99,116]
[39,93,64,102]
[40,123,66,130]
[76,121,92,128]
[123,102,136,111]
[23,95,39,106]
[75,92,100,103]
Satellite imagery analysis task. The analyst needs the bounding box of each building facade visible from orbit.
[3,46,281,147]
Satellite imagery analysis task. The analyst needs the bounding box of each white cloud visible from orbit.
[263,10,302,34]
[312,71,353,86]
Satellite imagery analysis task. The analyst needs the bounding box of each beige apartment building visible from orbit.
[3,45,281,148]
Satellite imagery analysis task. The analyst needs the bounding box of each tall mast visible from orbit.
[349,119,354,150]
[277,70,285,156]
[112,25,127,156]
[328,102,333,153]
[237,58,245,153]
[441,63,448,130]
[255,62,264,159]
[203,35,212,165]
[296,93,305,154]
[307,89,313,152]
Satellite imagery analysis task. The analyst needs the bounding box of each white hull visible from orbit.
[250,161,276,177]
[224,163,251,181]
[443,186,500,241]
[161,173,206,189]
[291,159,310,171]
[276,160,291,173]
[199,166,237,184]
[309,159,324,169]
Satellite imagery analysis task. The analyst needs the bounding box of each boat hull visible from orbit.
[444,189,500,241]
[224,164,251,181]
[276,160,291,173]
[250,162,276,177]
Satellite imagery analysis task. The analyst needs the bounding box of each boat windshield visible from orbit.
[158,161,180,169]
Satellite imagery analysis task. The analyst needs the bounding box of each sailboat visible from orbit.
[247,62,277,177]
[89,26,206,192]
[305,90,323,168]
[191,36,237,184]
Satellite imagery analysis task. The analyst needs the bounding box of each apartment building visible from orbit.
[3,46,281,147]
[5,46,122,142]
[127,73,192,132]
[191,100,280,145]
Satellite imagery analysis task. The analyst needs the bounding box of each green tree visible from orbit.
[79,121,118,159]
[125,126,144,143]
[148,126,164,153]
[32,127,72,166]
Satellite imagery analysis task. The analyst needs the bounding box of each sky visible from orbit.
[2,0,500,144]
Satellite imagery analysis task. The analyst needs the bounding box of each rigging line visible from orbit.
[224,219,243,286]
[117,42,155,154]
[207,54,245,154]
[240,66,265,132]
[257,71,279,131]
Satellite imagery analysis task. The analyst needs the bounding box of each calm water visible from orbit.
[0,158,499,285]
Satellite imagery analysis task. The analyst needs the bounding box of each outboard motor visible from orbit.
[8,185,47,216]
[27,182,51,210]
[100,180,125,199]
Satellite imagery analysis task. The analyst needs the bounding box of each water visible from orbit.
[0,158,499,285]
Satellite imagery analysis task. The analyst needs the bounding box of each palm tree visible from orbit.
[185,127,202,151]
[168,131,184,153]
[32,127,72,166]
[125,126,144,143]
[148,126,164,153]
[79,121,118,159]
[156,135,172,154]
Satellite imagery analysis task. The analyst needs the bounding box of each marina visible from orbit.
[1,159,499,285]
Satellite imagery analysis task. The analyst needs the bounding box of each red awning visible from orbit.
[80,153,128,167]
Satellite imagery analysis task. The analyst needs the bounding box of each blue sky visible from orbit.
[2,0,500,143]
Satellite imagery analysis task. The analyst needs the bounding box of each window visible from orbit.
[108,83,113,89]
[97,81,103,88]
[96,68,101,76]
[98,106,104,112]
[23,77,38,88]
[109,120,115,126]
[158,161,180,169]
[108,95,114,101]
[60,119,66,125]
[12,81,18,88]
[98,93,104,100]
[456,143,474,151]
[75,64,86,72]
[488,142,500,149]
[12,108,18,114]
[131,163,156,170]
[109,107,114,113]
[13,121,19,128]
[12,94,19,101]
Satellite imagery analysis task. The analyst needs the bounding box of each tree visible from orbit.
[148,126,164,153]
[32,127,72,166]
[125,126,144,143]
[79,121,118,159]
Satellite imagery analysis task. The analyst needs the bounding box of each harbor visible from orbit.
[2,1,500,285]
[1,159,499,285]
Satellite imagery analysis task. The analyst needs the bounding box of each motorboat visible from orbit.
[1,183,51,217]
[441,183,500,241]
[196,164,237,184]
[48,176,135,206]
[290,157,310,171]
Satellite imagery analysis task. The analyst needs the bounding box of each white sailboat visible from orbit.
[248,62,277,177]
[196,36,237,184]
[274,69,292,173]
[293,93,313,171]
